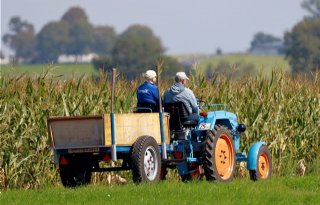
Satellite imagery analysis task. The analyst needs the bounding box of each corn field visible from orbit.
[0,70,319,188]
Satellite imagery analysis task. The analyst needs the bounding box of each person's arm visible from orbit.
[188,89,199,113]
[152,85,159,106]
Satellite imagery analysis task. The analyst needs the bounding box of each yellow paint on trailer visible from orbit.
[104,113,170,146]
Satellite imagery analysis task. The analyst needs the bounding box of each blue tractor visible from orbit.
[160,102,272,182]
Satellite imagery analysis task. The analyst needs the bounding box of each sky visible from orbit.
[1,0,308,55]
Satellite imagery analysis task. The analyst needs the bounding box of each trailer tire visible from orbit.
[59,159,92,187]
[131,136,161,183]
[249,145,272,181]
[202,125,236,182]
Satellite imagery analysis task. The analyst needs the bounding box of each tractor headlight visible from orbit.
[237,123,246,133]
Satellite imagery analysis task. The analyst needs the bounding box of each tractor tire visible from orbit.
[59,161,92,188]
[249,145,272,181]
[202,125,236,182]
[131,136,161,183]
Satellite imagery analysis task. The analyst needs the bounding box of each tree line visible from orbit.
[2,7,183,79]
[284,0,320,75]
[2,0,320,76]
[247,0,320,75]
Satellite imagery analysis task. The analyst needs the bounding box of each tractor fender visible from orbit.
[247,141,266,170]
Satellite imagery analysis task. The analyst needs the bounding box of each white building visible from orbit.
[57,53,98,64]
[0,56,10,65]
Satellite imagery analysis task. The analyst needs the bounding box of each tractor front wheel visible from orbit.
[202,125,236,182]
[249,145,272,181]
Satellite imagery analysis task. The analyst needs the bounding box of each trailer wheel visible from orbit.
[249,145,272,181]
[131,136,161,183]
[202,125,236,182]
[59,159,92,187]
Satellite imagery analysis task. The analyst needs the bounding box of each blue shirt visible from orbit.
[137,81,159,106]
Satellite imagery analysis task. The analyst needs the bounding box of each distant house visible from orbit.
[249,41,287,55]
[57,53,98,64]
[0,56,10,65]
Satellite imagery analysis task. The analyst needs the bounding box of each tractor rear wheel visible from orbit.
[131,136,161,183]
[249,145,272,181]
[202,125,236,182]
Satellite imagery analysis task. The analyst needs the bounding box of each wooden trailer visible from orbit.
[47,112,170,187]
[48,113,170,149]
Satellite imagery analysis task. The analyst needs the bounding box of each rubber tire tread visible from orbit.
[249,145,272,181]
[131,136,161,183]
[202,125,236,182]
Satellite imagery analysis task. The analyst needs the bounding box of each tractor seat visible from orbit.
[136,102,158,113]
[182,116,199,127]
[163,102,199,130]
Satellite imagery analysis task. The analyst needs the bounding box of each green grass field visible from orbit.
[199,54,290,76]
[200,54,289,69]
[0,54,290,78]
[1,176,319,205]
[0,63,97,78]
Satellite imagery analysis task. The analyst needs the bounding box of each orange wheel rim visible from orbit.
[258,153,270,179]
[215,134,234,180]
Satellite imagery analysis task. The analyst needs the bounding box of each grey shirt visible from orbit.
[163,82,199,114]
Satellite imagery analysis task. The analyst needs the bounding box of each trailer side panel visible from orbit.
[104,113,170,146]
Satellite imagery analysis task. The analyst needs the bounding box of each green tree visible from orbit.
[36,21,70,63]
[250,32,282,50]
[93,26,116,55]
[35,7,96,62]
[92,56,116,73]
[65,21,94,55]
[302,0,320,18]
[284,18,320,74]
[2,16,36,62]
[61,6,88,23]
[161,56,184,79]
[61,7,94,55]
[111,24,164,79]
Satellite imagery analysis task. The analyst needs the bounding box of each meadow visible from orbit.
[0,63,97,77]
[0,55,319,189]
[1,176,319,205]
[199,54,290,73]
[1,54,289,77]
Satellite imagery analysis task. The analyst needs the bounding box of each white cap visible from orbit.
[143,70,157,80]
[175,72,189,81]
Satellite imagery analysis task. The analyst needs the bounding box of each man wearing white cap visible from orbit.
[136,70,159,112]
[163,72,199,115]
